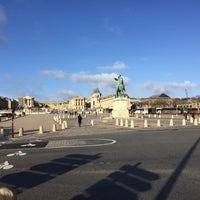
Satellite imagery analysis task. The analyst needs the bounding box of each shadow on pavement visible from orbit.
[0,153,101,194]
[154,137,200,200]
[71,163,160,200]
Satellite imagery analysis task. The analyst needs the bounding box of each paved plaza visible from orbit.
[0,113,199,142]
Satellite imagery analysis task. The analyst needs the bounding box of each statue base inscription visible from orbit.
[112,97,129,118]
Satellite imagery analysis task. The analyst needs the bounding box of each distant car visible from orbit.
[134,109,144,114]
[0,113,13,118]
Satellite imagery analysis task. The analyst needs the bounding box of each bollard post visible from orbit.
[170,119,174,126]
[0,127,4,136]
[91,120,94,126]
[61,122,65,129]
[125,119,128,127]
[19,127,24,137]
[39,125,43,134]
[182,118,186,126]
[157,119,161,127]
[52,124,57,132]
[190,117,194,123]
[63,120,68,128]
[130,120,134,128]
[116,119,119,126]
[120,119,123,126]
[144,119,148,128]
[194,118,198,126]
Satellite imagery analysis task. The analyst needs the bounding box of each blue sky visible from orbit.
[0,0,200,102]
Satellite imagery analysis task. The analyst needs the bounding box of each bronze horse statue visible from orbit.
[114,75,126,97]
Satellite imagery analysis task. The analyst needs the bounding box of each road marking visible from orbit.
[46,138,117,149]
[7,151,27,157]
[21,143,36,147]
[0,161,14,170]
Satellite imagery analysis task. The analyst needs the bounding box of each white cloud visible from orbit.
[142,81,198,95]
[40,70,67,78]
[98,61,128,70]
[70,72,129,93]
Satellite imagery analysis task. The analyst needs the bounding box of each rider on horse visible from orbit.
[114,74,126,97]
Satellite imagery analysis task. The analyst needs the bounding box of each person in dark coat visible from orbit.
[78,114,82,127]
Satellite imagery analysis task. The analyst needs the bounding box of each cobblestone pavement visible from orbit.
[0,113,199,143]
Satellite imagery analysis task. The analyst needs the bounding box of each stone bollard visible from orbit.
[171,115,174,119]
[59,119,62,125]
[130,120,134,128]
[125,119,128,127]
[154,114,157,118]
[157,119,161,127]
[61,122,65,129]
[120,119,123,126]
[116,119,119,126]
[170,119,174,126]
[19,127,24,137]
[199,118,200,124]
[91,120,94,126]
[63,120,68,128]
[39,126,44,134]
[148,114,151,118]
[182,118,186,126]
[190,117,194,123]
[0,127,4,136]
[52,124,57,132]
[144,119,148,128]
[194,118,198,126]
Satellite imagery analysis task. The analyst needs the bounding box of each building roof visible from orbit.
[150,93,171,99]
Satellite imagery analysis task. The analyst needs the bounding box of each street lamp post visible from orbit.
[11,108,15,138]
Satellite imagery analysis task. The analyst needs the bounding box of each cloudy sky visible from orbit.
[0,0,200,101]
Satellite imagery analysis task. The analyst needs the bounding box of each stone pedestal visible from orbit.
[112,97,129,118]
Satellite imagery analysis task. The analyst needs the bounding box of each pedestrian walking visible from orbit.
[192,112,195,120]
[78,114,82,127]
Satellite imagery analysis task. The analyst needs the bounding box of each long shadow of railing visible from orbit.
[71,163,160,200]
[0,153,101,194]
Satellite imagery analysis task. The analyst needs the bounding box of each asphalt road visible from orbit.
[0,127,200,200]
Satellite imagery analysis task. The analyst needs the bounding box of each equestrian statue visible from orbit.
[114,74,126,98]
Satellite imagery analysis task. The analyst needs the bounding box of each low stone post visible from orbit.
[125,119,128,127]
[61,122,65,129]
[39,125,44,134]
[157,119,161,127]
[52,124,57,132]
[116,119,119,126]
[63,120,68,128]
[170,119,174,126]
[120,119,123,126]
[0,127,4,136]
[130,120,134,128]
[182,118,186,126]
[144,119,148,128]
[91,120,94,126]
[19,127,24,137]
[190,117,194,123]
[194,118,198,126]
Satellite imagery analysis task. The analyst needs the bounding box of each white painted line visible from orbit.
[0,161,14,170]
[21,143,36,147]
[7,151,27,157]
[46,138,117,149]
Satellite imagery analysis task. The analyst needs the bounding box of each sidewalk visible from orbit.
[0,113,199,142]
